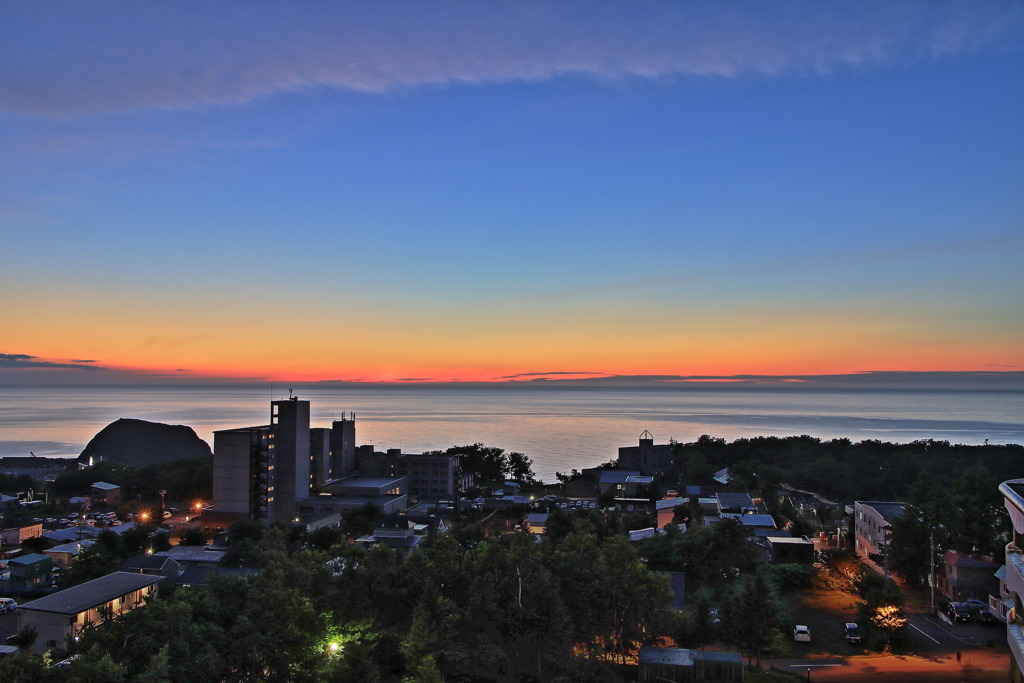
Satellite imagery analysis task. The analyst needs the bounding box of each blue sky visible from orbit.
[1,1,1022,383]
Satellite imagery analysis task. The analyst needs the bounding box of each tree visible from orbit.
[340,502,381,539]
[506,451,536,483]
[729,571,780,667]
[8,624,38,651]
[870,605,907,652]
[888,507,930,586]
[178,526,207,546]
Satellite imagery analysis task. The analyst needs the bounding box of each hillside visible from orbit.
[77,418,212,468]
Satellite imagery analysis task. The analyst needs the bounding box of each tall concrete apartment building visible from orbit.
[999,478,1024,682]
[212,397,310,524]
[213,399,458,524]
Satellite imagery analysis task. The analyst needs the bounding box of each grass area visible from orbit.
[779,587,866,657]
[900,583,933,614]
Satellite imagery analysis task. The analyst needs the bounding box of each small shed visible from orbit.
[91,481,122,507]
[638,647,743,682]
[767,536,816,564]
[8,553,53,589]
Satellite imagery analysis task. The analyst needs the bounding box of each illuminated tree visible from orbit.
[870,605,907,652]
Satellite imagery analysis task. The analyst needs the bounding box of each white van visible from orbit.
[0,598,18,614]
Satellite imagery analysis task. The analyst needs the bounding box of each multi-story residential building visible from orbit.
[212,397,310,524]
[999,478,1024,682]
[214,399,454,525]
[357,447,461,499]
[853,501,906,572]
[617,431,675,476]
[940,549,999,603]
[329,414,357,479]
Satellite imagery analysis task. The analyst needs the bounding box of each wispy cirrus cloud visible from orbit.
[2,1,1021,117]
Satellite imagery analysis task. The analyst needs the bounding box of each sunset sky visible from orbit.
[2,1,1022,385]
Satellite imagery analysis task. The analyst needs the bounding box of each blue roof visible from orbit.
[598,470,642,484]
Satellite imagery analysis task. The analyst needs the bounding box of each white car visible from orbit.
[0,598,18,614]
[793,625,811,642]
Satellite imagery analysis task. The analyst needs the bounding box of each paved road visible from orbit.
[771,612,1009,681]
[772,649,1008,681]
[0,609,18,643]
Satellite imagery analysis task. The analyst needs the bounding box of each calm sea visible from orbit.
[1,385,1022,483]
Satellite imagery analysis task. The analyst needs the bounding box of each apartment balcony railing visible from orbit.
[1007,545,1024,599]
[1009,622,1024,675]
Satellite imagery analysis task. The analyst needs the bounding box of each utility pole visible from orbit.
[929,526,936,615]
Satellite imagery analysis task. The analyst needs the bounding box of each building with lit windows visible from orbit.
[999,478,1024,682]
[212,397,310,524]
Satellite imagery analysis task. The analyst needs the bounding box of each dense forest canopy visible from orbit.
[674,435,1023,501]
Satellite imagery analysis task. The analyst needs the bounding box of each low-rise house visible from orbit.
[940,549,999,603]
[614,498,655,515]
[638,647,743,682]
[177,565,259,588]
[598,470,653,498]
[0,523,43,547]
[18,571,162,653]
[354,515,446,553]
[628,525,686,542]
[155,545,225,567]
[656,497,689,528]
[7,553,53,591]
[0,494,18,513]
[104,522,139,535]
[992,565,1012,624]
[44,539,96,568]
[766,536,816,564]
[121,555,182,583]
[525,513,549,535]
[716,492,757,514]
[90,481,121,507]
[854,501,906,567]
[720,512,776,530]
[40,526,102,548]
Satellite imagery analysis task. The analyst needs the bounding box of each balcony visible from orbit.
[1009,623,1024,675]
[1007,545,1024,600]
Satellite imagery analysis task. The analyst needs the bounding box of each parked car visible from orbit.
[844,622,862,644]
[0,598,19,614]
[963,599,988,613]
[947,602,971,623]
[793,625,811,642]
